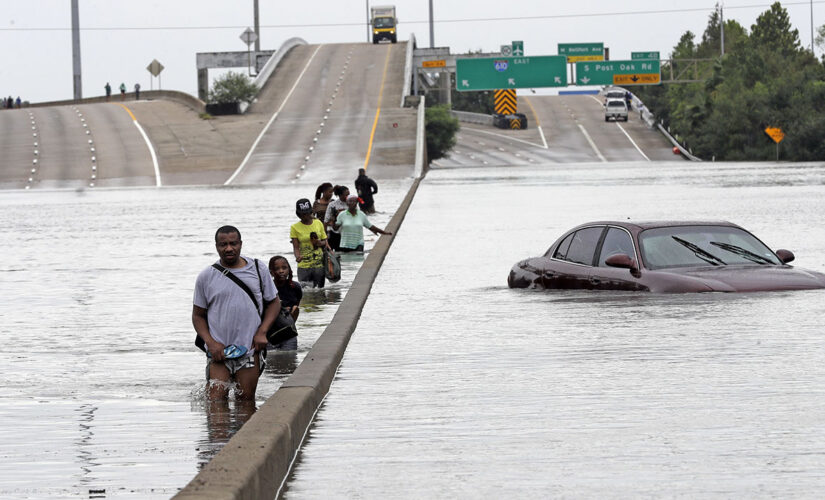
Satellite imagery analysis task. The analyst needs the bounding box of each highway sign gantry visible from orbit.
[494,89,517,114]
[575,60,661,86]
[456,55,567,91]
[559,43,604,62]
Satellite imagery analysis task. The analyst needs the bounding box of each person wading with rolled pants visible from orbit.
[192,225,280,401]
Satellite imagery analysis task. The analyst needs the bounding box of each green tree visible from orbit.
[208,71,259,104]
[750,1,800,56]
[425,104,459,162]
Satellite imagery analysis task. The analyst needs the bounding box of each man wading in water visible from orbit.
[192,225,280,401]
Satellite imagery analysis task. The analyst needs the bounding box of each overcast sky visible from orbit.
[1,0,822,103]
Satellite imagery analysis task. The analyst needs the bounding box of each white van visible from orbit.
[605,99,628,122]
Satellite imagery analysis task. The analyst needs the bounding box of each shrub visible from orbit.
[425,104,460,162]
[208,71,258,104]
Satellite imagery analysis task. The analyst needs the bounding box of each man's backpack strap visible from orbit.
[212,262,260,314]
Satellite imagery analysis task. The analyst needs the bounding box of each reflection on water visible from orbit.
[0,181,408,499]
[283,162,825,498]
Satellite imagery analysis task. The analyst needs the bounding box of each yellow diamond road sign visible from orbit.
[765,127,785,143]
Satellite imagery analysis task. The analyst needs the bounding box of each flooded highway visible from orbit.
[0,182,408,498]
[282,161,825,498]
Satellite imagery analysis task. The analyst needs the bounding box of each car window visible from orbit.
[607,101,626,108]
[551,232,575,259]
[562,227,604,265]
[639,225,781,269]
[597,227,635,267]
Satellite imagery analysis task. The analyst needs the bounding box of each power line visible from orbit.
[1,1,823,32]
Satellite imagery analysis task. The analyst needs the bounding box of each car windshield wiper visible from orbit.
[709,241,774,265]
[671,236,727,266]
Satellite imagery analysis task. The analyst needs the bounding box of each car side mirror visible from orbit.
[605,254,638,272]
[775,249,795,264]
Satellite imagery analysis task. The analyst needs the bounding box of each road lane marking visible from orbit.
[615,122,650,161]
[461,126,546,149]
[523,96,548,149]
[363,44,392,170]
[226,44,323,185]
[588,94,650,161]
[577,124,607,162]
[117,103,161,187]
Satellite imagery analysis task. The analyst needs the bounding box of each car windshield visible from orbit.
[373,17,395,28]
[638,225,781,270]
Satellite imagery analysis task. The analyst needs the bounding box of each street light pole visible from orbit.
[429,0,434,48]
[366,0,370,43]
[811,0,815,53]
[254,0,260,53]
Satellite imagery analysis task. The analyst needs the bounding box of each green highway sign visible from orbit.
[575,60,661,86]
[558,43,604,62]
[456,55,567,91]
[631,51,660,60]
[512,40,524,56]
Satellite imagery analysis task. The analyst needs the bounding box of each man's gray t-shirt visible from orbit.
[193,256,277,350]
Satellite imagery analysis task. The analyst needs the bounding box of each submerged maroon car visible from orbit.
[507,221,825,293]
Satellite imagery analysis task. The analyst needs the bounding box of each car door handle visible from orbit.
[589,277,601,285]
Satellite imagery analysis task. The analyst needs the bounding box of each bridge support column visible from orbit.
[197,69,209,102]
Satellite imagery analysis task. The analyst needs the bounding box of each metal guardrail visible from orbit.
[450,110,493,126]
[621,88,701,162]
[401,33,415,108]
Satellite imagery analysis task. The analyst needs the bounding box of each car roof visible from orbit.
[571,220,742,232]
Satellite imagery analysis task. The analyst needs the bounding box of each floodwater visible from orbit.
[282,161,825,498]
[0,181,408,499]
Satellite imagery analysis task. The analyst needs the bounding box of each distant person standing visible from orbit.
[15,96,21,108]
[119,82,126,101]
[104,82,111,101]
[134,83,141,100]
[354,168,378,214]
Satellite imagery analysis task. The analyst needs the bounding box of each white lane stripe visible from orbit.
[462,126,546,149]
[537,125,549,149]
[615,122,650,161]
[225,44,324,185]
[577,124,606,162]
[132,121,161,187]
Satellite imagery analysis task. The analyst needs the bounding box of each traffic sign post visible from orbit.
[575,60,661,86]
[456,55,567,91]
[631,51,660,60]
[765,127,785,160]
[240,27,258,76]
[558,43,604,62]
[146,59,164,90]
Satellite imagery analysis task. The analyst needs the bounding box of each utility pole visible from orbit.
[720,5,725,57]
[811,0,815,53]
[429,0,434,48]
[366,0,370,43]
[253,0,260,52]
[71,0,82,99]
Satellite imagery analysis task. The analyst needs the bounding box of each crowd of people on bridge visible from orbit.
[2,96,22,109]
[192,169,390,402]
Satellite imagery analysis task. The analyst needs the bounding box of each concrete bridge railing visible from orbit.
[28,90,206,114]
